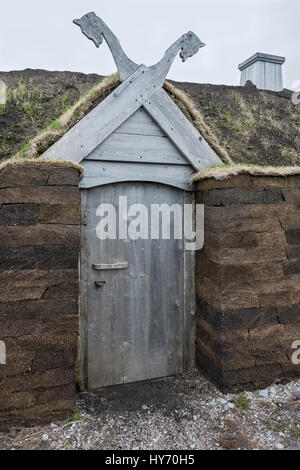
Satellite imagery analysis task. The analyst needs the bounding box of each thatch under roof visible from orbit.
[0,158,84,175]
[191,164,300,182]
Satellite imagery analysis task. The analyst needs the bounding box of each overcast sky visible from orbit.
[0,0,299,89]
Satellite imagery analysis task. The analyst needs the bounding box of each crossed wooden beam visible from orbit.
[44,13,220,170]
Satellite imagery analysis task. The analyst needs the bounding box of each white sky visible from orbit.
[0,0,299,89]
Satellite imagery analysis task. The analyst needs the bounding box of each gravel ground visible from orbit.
[1,371,299,450]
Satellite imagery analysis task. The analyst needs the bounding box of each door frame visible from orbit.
[77,185,195,391]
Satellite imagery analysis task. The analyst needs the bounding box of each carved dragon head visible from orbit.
[179,32,205,62]
[73,12,104,48]
[73,12,206,82]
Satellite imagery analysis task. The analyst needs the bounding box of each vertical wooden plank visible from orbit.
[87,184,128,388]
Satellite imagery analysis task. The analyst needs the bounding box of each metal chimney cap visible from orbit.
[238,52,286,71]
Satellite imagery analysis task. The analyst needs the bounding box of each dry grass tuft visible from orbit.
[191,163,300,182]
[0,158,84,176]
[164,81,232,164]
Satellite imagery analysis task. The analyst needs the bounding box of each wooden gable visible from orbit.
[86,108,188,165]
[80,107,195,191]
[42,12,222,188]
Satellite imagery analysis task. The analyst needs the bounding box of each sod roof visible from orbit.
[0,69,299,173]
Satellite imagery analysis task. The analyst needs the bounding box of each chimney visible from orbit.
[238,53,286,91]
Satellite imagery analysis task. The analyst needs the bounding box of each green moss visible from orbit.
[48,120,62,131]
[55,93,71,118]
[68,409,84,423]
[234,396,251,411]
[9,79,45,122]
[290,426,300,438]
[73,107,82,119]
[15,141,31,160]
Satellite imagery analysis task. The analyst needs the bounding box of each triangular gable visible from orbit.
[42,67,221,170]
[80,107,196,191]
[86,108,189,166]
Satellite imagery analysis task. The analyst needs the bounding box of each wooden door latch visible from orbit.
[92,262,128,270]
[95,281,106,288]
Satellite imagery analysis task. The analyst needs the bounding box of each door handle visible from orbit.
[95,281,106,289]
[92,262,128,270]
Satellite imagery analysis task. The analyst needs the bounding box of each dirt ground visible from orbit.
[0,370,299,450]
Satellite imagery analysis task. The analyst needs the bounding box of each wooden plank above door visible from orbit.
[80,160,195,191]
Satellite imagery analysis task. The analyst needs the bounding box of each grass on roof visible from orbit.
[11,74,233,165]
[9,72,299,175]
[12,73,120,161]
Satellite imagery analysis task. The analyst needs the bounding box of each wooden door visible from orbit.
[83,182,188,390]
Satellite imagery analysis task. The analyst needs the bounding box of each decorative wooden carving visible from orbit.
[73,12,205,81]
[43,13,221,171]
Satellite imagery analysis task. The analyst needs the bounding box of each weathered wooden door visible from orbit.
[83,182,188,390]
